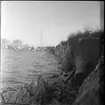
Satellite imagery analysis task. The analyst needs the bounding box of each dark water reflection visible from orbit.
[1,50,58,90]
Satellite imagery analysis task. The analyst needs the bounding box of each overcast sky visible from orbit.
[1,1,100,47]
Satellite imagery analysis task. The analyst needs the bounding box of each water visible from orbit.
[1,50,58,90]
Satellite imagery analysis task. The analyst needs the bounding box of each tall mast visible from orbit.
[40,31,42,47]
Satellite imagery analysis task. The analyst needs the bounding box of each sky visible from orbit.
[1,1,100,47]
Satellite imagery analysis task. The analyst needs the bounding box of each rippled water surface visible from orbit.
[1,50,58,90]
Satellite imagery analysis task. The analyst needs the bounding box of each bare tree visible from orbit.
[12,39,23,50]
[1,38,11,49]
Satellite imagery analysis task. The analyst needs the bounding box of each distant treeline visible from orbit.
[1,38,36,51]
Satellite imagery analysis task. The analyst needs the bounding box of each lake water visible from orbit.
[1,50,58,91]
